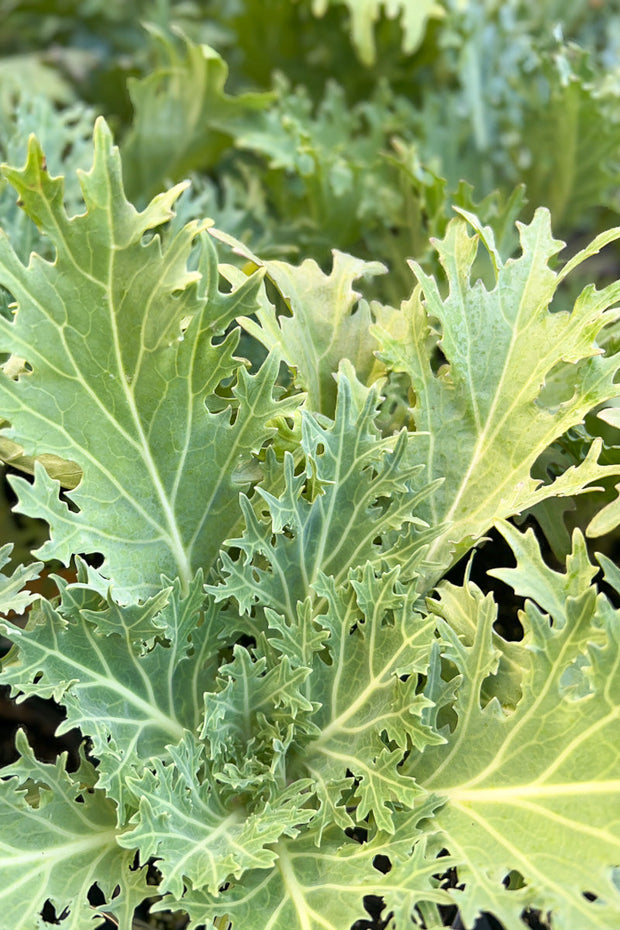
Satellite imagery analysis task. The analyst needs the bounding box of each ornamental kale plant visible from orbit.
[0,118,619,930]
[1,4,620,930]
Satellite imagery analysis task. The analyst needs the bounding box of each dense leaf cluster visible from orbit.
[1,3,620,930]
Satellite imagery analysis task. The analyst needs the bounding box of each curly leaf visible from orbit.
[523,56,620,229]
[489,520,600,627]
[302,566,441,833]
[202,645,316,763]
[176,808,450,930]
[0,118,296,599]
[210,371,439,621]
[0,730,147,930]
[408,531,620,929]
[0,543,41,615]
[0,576,222,814]
[120,734,315,898]
[235,243,386,415]
[373,209,620,580]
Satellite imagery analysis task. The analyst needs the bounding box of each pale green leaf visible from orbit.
[373,210,620,580]
[596,406,620,430]
[0,55,73,114]
[523,61,620,229]
[234,243,387,416]
[225,77,423,284]
[0,543,41,615]
[121,28,271,202]
[427,569,527,712]
[201,645,316,763]
[587,480,620,537]
[489,520,599,626]
[0,119,297,599]
[0,730,148,930]
[263,598,331,670]
[210,371,439,621]
[596,551,620,597]
[0,577,223,814]
[407,533,620,929]
[310,0,445,65]
[52,574,171,645]
[120,734,315,898]
[0,95,94,320]
[175,807,450,930]
[303,566,441,833]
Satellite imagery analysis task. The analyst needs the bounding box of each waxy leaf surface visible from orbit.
[408,530,620,929]
[0,575,220,814]
[304,567,441,833]
[121,735,315,898]
[212,372,439,620]
[0,731,147,930]
[237,249,386,415]
[122,30,270,202]
[374,211,620,577]
[0,119,295,598]
[176,807,450,930]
